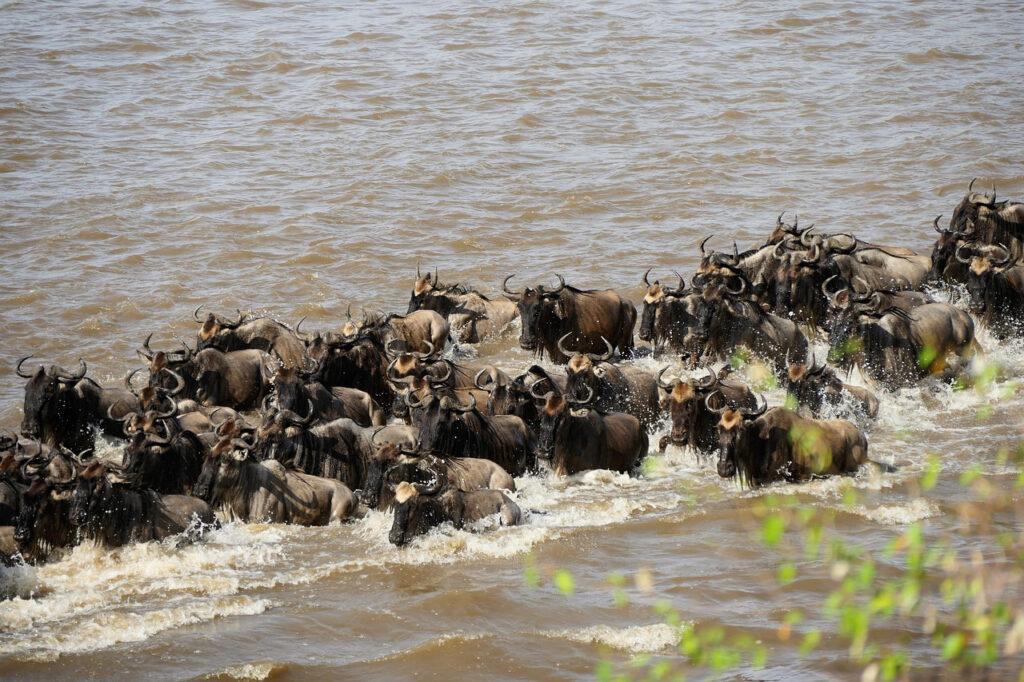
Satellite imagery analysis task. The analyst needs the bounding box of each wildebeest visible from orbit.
[503,274,636,364]
[138,337,274,411]
[17,357,139,454]
[388,479,521,547]
[307,332,394,412]
[827,298,977,389]
[638,271,702,354]
[14,476,78,564]
[948,180,1024,259]
[537,390,649,476]
[271,366,385,427]
[559,335,660,429]
[194,307,308,369]
[71,461,215,547]
[361,443,515,511]
[194,438,356,525]
[958,243,1024,338]
[121,416,207,495]
[407,267,518,343]
[656,366,756,455]
[784,356,879,420]
[477,365,565,434]
[714,403,869,486]
[692,279,809,377]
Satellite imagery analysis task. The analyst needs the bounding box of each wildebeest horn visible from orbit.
[565,384,593,406]
[705,390,729,415]
[642,268,653,287]
[744,394,768,417]
[137,332,155,361]
[107,400,133,423]
[530,379,554,400]
[546,274,566,294]
[293,316,308,339]
[385,339,406,358]
[427,360,453,385]
[556,333,575,359]
[277,400,315,427]
[801,243,821,264]
[851,276,871,297]
[822,274,846,308]
[123,367,145,393]
[53,359,87,383]
[371,427,386,447]
[656,367,674,390]
[933,215,945,234]
[455,393,478,413]
[502,275,519,295]
[588,336,614,363]
[193,305,205,322]
[413,341,435,360]
[809,354,827,376]
[432,266,439,287]
[15,355,37,379]
[732,241,740,262]
[699,235,712,256]
[724,275,747,296]
[968,178,976,194]
[994,243,1013,268]
[474,368,494,392]
[696,364,718,389]
[386,357,417,385]
[671,271,687,294]
[955,242,973,265]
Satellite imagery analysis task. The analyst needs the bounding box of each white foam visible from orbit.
[542,623,684,653]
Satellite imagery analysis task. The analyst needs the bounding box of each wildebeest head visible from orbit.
[14,475,74,560]
[70,460,123,527]
[194,307,247,351]
[561,334,614,402]
[406,265,441,314]
[137,335,192,396]
[929,214,974,283]
[956,242,1015,312]
[479,369,540,428]
[270,366,315,418]
[537,387,592,458]
[252,403,314,462]
[950,178,999,234]
[639,270,688,342]
[362,440,433,510]
[785,355,834,414]
[711,396,767,479]
[414,393,477,456]
[503,274,567,352]
[389,479,446,547]
[657,366,717,447]
[194,436,247,502]
[16,356,87,441]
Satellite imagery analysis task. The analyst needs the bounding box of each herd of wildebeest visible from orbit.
[1,180,1023,565]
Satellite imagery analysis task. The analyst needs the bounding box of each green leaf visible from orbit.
[941,632,965,660]
[799,629,821,655]
[553,568,575,595]
[761,513,786,547]
[920,457,941,491]
[778,562,797,585]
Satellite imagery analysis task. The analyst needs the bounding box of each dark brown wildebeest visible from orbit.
[691,278,809,378]
[307,332,395,413]
[537,390,649,476]
[478,365,566,434]
[826,295,978,389]
[559,335,660,429]
[784,356,879,421]
[17,357,139,454]
[503,274,636,364]
[656,365,756,455]
[407,267,519,343]
[121,415,207,496]
[138,337,274,411]
[958,243,1024,338]
[361,443,515,511]
[638,271,703,354]
[71,461,216,547]
[271,366,385,427]
[392,373,492,426]
[949,180,1024,259]
[713,403,870,487]
[14,475,78,564]
[194,307,308,369]
[412,394,535,477]
[194,437,356,525]
[388,479,521,547]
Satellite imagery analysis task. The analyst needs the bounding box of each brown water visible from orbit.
[2,0,1023,678]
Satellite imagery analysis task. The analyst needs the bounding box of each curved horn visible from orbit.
[556,333,575,359]
[193,305,205,322]
[278,400,316,427]
[822,274,846,308]
[450,393,478,413]
[955,242,973,265]
[699,235,712,256]
[502,275,519,296]
[704,390,729,415]
[672,270,687,295]
[994,243,1013,268]
[565,384,593,406]
[137,332,155,361]
[642,268,652,287]
[744,394,768,417]
[696,363,718,389]
[123,367,145,393]
[163,368,186,396]
[589,336,614,363]
[801,243,821,264]
[15,355,36,379]
[386,357,417,385]
[385,339,406,358]
[968,178,977,194]
[724,275,747,296]
[427,360,453,386]
[656,367,674,390]
[107,400,134,423]
[54,359,87,382]
[404,389,429,409]
[548,274,566,294]
[413,340,435,360]
[851,276,871,298]
[732,241,740,263]
[474,368,494,392]
[933,215,945,234]
[530,378,555,400]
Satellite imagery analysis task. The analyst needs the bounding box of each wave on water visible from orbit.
[540,623,685,653]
